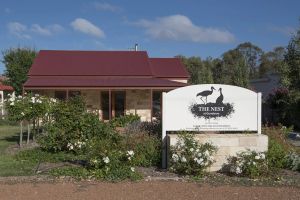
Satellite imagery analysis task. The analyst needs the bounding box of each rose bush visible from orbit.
[170,133,217,176]
[226,150,269,178]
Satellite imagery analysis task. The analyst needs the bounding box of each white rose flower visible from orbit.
[127,150,134,157]
[103,156,110,164]
[204,150,210,156]
[260,153,266,159]
[130,167,135,172]
[172,154,179,162]
[189,148,194,152]
[21,112,25,116]
[236,167,242,174]
[181,156,187,163]
[255,155,260,160]
[10,102,14,106]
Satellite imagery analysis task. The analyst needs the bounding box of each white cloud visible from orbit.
[135,15,235,43]
[269,26,296,37]
[8,22,64,38]
[7,22,31,39]
[70,18,105,38]
[93,2,121,12]
[31,24,64,36]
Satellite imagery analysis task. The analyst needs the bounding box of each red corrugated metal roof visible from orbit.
[24,76,187,88]
[0,84,13,91]
[25,50,189,88]
[149,58,189,78]
[29,50,153,76]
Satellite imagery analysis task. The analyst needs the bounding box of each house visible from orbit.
[23,50,189,121]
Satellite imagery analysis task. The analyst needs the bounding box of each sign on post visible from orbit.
[162,84,262,168]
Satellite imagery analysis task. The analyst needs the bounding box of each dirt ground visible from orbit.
[0,181,299,200]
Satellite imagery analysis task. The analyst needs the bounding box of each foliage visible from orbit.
[263,126,296,153]
[281,26,300,90]
[285,153,300,172]
[16,148,79,163]
[177,56,214,84]
[38,96,116,152]
[49,166,142,181]
[236,42,263,79]
[83,138,143,180]
[109,114,140,127]
[2,47,37,95]
[221,49,249,87]
[124,120,162,137]
[227,150,269,179]
[259,47,285,77]
[170,133,217,176]
[267,88,300,128]
[267,139,288,169]
[121,132,161,167]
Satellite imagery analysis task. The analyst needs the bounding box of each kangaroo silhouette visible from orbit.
[216,88,224,105]
[196,86,215,104]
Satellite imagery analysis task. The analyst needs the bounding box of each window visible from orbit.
[152,91,162,119]
[101,91,109,120]
[69,91,81,98]
[55,91,67,100]
[113,91,125,118]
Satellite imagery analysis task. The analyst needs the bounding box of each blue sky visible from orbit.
[0,0,299,73]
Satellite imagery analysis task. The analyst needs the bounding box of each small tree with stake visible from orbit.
[5,93,55,147]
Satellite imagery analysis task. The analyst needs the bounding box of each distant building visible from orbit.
[250,72,281,124]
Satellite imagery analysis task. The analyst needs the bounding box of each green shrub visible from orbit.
[285,153,300,172]
[267,139,288,169]
[226,150,269,179]
[49,166,142,181]
[16,148,79,163]
[169,133,217,176]
[37,97,116,152]
[121,133,161,167]
[84,139,142,181]
[109,114,140,127]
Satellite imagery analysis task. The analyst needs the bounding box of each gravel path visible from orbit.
[0,181,299,200]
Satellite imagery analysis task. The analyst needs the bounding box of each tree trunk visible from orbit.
[19,121,23,148]
[32,119,36,141]
[27,121,30,144]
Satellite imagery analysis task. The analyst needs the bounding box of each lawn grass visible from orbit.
[0,125,37,176]
[0,125,82,177]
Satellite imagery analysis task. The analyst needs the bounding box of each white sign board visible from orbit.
[161,84,261,168]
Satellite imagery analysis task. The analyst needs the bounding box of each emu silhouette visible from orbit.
[196,86,215,104]
[216,88,223,105]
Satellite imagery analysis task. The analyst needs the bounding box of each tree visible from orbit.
[281,28,300,90]
[221,49,249,88]
[177,55,213,84]
[2,47,37,95]
[236,42,263,79]
[259,47,285,77]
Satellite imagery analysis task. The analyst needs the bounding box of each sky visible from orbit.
[0,0,299,73]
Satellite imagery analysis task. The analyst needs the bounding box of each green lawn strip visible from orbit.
[0,125,20,153]
[0,125,79,176]
[0,155,36,176]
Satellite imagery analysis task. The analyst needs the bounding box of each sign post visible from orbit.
[161,84,262,168]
